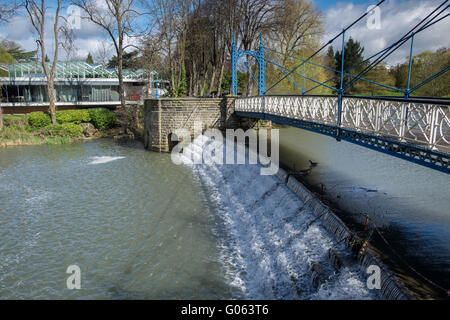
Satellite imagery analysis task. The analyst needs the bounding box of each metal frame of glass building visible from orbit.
[0,61,167,106]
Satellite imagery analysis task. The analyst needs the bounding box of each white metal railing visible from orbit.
[235,96,450,153]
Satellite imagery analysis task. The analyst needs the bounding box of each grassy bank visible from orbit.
[0,108,119,147]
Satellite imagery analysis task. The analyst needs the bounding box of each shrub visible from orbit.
[60,123,83,138]
[87,108,116,129]
[40,123,83,138]
[56,109,91,124]
[28,112,51,128]
[4,115,28,130]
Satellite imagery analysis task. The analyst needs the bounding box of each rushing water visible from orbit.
[0,138,378,299]
[277,126,450,293]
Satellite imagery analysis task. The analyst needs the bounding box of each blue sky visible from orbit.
[0,0,449,65]
[313,0,379,10]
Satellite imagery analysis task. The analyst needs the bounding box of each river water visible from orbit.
[277,126,450,293]
[0,138,378,299]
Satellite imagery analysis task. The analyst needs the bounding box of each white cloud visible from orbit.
[323,0,450,65]
[0,4,121,63]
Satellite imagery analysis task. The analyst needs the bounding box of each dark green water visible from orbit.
[277,126,450,291]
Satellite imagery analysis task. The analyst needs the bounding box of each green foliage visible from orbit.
[87,108,116,129]
[0,47,15,76]
[56,109,91,124]
[390,47,450,97]
[28,112,51,128]
[107,50,139,69]
[45,136,70,145]
[59,123,83,138]
[3,115,28,130]
[221,70,249,95]
[85,52,94,64]
[334,37,365,93]
[40,123,83,138]
[0,125,39,144]
[1,40,36,62]
[177,63,187,97]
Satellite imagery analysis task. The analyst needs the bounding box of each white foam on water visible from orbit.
[89,156,125,165]
[180,135,378,300]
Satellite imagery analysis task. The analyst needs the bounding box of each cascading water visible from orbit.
[179,135,380,300]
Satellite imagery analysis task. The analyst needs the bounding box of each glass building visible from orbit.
[0,61,167,106]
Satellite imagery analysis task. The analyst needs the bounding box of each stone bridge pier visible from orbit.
[144,96,242,152]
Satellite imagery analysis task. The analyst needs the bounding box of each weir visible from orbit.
[178,134,417,299]
[143,97,427,299]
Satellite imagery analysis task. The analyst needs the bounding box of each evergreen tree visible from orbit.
[334,37,364,93]
[0,47,15,76]
[0,41,36,62]
[325,46,335,69]
[85,52,94,64]
[177,62,187,97]
[45,54,50,62]
[107,50,139,69]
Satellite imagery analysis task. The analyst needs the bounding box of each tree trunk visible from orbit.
[47,77,57,124]
[200,70,209,96]
[217,50,226,97]
[193,62,199,96]
[246,69,253,96]
[189,64,193,97]
[207,66,216,96]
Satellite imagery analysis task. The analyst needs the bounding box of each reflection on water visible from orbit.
[277,126,450,291]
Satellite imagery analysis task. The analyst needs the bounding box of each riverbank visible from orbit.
[0,108,122,147]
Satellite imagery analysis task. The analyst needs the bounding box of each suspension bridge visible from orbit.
[231,0,450,173]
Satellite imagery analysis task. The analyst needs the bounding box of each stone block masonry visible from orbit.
[144,96,242,152]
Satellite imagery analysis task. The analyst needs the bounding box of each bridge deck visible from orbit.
[234,95,450,173]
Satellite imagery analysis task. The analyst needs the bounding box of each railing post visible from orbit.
[399,102,408,141]
[261,95,266,120]
[429,106,438,150]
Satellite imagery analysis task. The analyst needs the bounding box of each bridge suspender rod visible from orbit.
[263,56,338,92]
[405,34,415,99]
[336,30,345,140]
[344,1,449,92]
[265,0,386,93]
[265,47,405,93]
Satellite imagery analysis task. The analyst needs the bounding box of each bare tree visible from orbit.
[236,0,277,96]
[72,0,140,113]
[0,1,21,130]
[0,1,20,23]
[271,0,322,63]
[25,0,64,124]
[94,41,113,67]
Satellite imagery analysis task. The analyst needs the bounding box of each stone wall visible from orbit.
[144,96,240,152]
